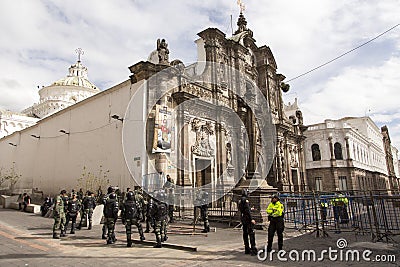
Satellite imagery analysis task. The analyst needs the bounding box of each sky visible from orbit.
[0,0,399,148]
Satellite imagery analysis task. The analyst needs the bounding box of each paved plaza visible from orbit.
[0,207,399,267]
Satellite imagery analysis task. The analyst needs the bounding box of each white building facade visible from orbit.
[304,117,399,192]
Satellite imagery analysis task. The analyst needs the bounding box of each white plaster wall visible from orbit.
[0,79,144,196]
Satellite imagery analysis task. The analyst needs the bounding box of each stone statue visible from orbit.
[157,39,169,65]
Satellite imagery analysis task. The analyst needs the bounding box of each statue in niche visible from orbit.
[191,118,214,157]
[157,38,169,65]
[296,110,303,125]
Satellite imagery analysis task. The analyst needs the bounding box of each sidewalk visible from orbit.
[0,207,398,267]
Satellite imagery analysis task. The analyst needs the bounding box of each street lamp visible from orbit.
[111,114,124,122]
[31,134,40,139]
[8,142,17,147]
[59,130,70,135]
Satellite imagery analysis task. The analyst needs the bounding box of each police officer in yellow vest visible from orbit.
[331,192,349,224]
[266,195,285,252]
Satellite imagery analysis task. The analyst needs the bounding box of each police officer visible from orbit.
[104,192,119,244]
[121,191,146,247]
[238,189,257,255]
[101,186,115,239]
[151,190,168,248]
[163,175,175,223]
[266,195,285,252]
[145,194,155,233]
[195,189,210,233]
[53,190,68,239]
[65,194,81,234]
[77,191,96,230]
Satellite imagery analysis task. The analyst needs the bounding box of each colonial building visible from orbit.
[304,117,399,192]
[0,54,100,140]
[0,13,306,198]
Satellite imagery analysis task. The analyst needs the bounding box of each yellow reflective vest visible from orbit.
[266,201,284,217]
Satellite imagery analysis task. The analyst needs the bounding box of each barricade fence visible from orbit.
[165,189,400,243]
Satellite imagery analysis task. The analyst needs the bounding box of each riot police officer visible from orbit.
[104,192,119,244]
[121,191,145,247]
[65,194,81,234]
[151,190,168,248]
[238,189,257,255]
[53,190,68,239]
[102,186,115,239]
[77,191,96,230]
[145,194,155,233]
[163,175,175,223]
[195,189,210,233]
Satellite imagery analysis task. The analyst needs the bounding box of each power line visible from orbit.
[286,23,400,83]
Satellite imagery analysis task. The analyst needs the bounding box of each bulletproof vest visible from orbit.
[154,202,168,220]
[83,196,95,209]
[68,200,79,214]
[124,200,138,219]
[104,199,118,218]
[62,196,69,211]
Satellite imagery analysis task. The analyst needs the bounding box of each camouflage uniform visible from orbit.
[122,191,145,247]
[53,191,67,239]
[151,191,168,248]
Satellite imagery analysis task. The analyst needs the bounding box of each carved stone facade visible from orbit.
[131,13,307,193]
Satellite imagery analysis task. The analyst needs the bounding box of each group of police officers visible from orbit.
[52,184,210,248]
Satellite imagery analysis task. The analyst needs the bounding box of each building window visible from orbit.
[334,142,343,160]
[338,176,347,191]
[315,177,323,191]
[311,144,321,161]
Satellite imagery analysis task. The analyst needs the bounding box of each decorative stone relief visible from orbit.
[191,118,215,157]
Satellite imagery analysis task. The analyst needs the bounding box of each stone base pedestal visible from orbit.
[234,178,277,229]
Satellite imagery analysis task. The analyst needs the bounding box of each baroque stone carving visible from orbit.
[191,118,215,157]
[157,39,169,65]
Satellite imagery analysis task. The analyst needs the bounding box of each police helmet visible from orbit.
[109,193,117,199]
[127,191,134,201]
[156,190,166,202]
[107,186,115,194]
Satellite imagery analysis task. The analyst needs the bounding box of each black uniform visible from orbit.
[104,193,119,244]
[65,197,81,234]
[195,190,210,233]
[238,189,257,255]
[151,191,168,248]
[145,196,155,233]
[77,192,96,230]
[121,191,145,247]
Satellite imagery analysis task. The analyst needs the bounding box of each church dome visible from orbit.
[52,60,99,90]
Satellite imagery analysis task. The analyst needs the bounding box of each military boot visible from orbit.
[60,230,67,237]
[245,246,251,254]
[127,234,132,247]
[139,229,146,241]
[102,226,107,239]
[88,222,92,230]
[76,223,81,230]
[53,232,60,239]
[70,223,75,234]
[153,237,162,248]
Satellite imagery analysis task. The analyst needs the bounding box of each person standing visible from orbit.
[163,175,175,223]
[238,189,257,256]
[144,193,155,233]
[151,190,168,248]
[266,195,285,252]
[104,192,119,244]
[195,189,210,233]
[121,191,145,247]
[101,186,115,239]
[65,194,81,234]
[77,191,96,230]
[53,190,68,239]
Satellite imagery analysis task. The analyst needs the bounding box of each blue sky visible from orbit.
[0,0,399,148]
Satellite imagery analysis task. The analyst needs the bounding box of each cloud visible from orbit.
[0,0,399,148]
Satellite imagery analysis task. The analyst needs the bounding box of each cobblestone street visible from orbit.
[0,207,399,267]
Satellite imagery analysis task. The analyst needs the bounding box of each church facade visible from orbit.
[0,14,306,196]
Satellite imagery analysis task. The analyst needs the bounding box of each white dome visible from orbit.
[52,61,99,90]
